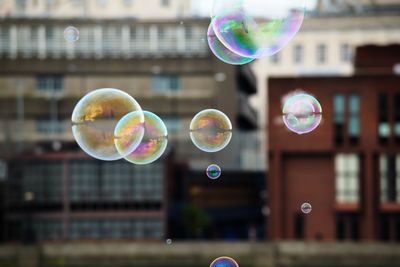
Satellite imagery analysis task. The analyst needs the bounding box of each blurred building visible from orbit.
[267,45,400,242]
[0,13,259,241]
[251,0,400,167]
[0,0,192,19]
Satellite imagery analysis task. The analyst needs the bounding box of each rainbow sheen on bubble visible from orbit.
[211,0,306,58]
[71,88,144,161]
[207,23,254,65]
[64,26,79,42]
[122,111,168,165]
[206,164,222,179]
[301,202,312,214]
[210,256,239,267]
[190,109,232,153]
[282,93,322,135]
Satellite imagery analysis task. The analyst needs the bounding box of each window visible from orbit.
[161,0,169,7]
[152,75,180,92]
[380,154,400,203]
[293,44,303,64]
[378,93,390,144]
[333,94,345,145]
[270,53,280,64]
[185,26,192,39]
[163,116,181,135]
[37,119,65,134]
[16,0,27,12]
[317,44,327,64]
[123,0,132,6]
[294,214,304,240]
[36,75,63,92]
[394,93,400,143]
[348,94,360,143]
[335,154,360,203]
[340,43,352,63]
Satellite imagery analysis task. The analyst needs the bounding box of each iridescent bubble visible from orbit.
[206,164,222,180]
[71,88,144,161]
[207,23,254,65]
[210,256,239,267]
[301,202,312,214]
[211,0,306,58]
[122,111,168,165]
[190,109,232,153]
[64,26,79,43]
[282,93,322,135]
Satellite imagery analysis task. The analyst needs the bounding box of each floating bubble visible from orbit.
[206,164,222,180]
[301,202,312,214]
[64,26,79,42]
[207,23,254,65]
[210,256,239,267]
[122,111,168,165]
[71,88,144,161]
[166,239,172,245]
[282,93,322,135]
[211,0,306,58]
[190,109,232,153]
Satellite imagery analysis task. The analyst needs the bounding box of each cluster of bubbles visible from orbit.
[71,88,168,165]
[282,92,322,135]
[208,0,307,65]
[210,256,239,267]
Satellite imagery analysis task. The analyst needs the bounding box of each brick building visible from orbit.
[267,45,400,241]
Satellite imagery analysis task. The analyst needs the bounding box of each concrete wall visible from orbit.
[0,242,399,267]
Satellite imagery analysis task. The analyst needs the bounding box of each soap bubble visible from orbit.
[122,111,168,165]
[207,23,254,65]
[71,88,144,161]
[64,26,79,42]
[190,109,232,153]
[210,256,239,267]
[166,239,172,245]
[206,164,222,179]
[211,0,306,58]
[301,202,312,214]
[282,93,322,135]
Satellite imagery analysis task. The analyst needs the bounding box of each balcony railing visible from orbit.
[0,23,209,59]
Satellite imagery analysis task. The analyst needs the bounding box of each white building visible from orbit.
[0,0,192,19]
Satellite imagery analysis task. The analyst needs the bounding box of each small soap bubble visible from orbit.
[166,239,172,245]
[64,26,79,43]
[301,202,312,214]
[210,256,239,267]
[206,164,222,180]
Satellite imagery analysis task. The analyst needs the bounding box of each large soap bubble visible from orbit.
[282,93,322,135]
[210,256,239,267]
[71,88,144,161]
[211,0,306,58]
[190,109,232,153]
[121,111,168,165]
[207,23,254,65]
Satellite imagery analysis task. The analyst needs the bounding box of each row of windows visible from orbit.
[335,153,400,204]
[9,161,164,203]
[0,24,207,58]
[13,0,171,10]
[271,43,353,65]
[31,218,163,240]
[378,93,400,144]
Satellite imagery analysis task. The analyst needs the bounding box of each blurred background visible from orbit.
[0,0,399,267]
